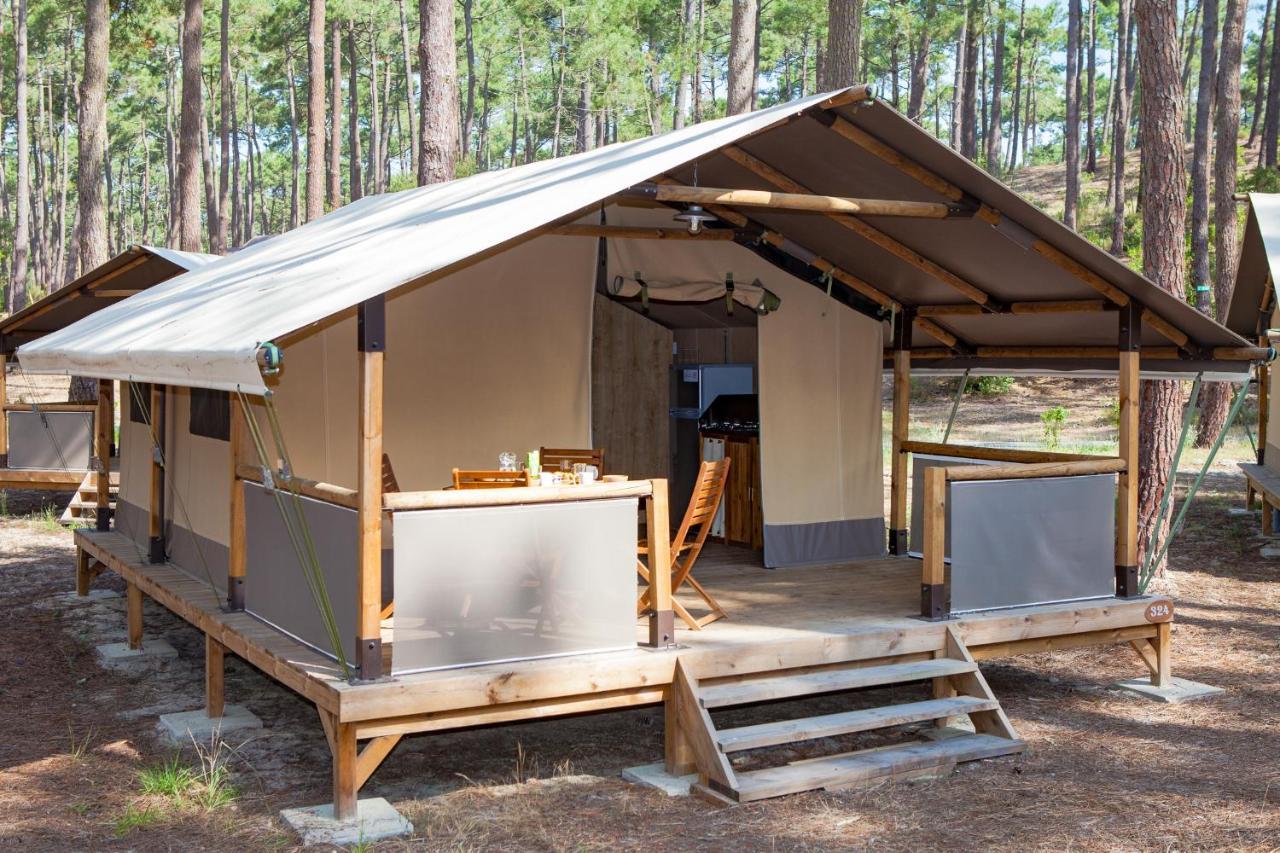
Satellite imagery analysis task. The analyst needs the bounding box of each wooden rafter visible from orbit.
[542,224,736,240]
[720,145,997,308]
[649,183,958,219]
[654,177,965,350]
[825,115,1195,350]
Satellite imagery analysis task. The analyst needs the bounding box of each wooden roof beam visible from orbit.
[541,224,737,240]
[720,145,998,309]
[643,183,963,219]
[821,116,1197,350]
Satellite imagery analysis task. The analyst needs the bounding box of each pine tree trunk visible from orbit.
[1196,0,1246,448]
[986,0,1006,173]
[400,0,421,171]
[214,0,230,252]
[177,0,203,252]
[728,0,758,114]
[674,0,694,129]
[11,0,31,312]
[77,0,109,273]
[951,21,967,148]
[286,50,300,229]
[1110,0,1130,255]
[348,24,363,200]
[329,21,342,209]
[1264,4,1280,164]
[1189,0,1218,313]
[1064,0,1081,229]
[908,0,935,122]
[1249,0,1273,145]
[1085,0,1098,172]
[369,29,381,193]
[822,0,862,89]
[575,73,593,152]
[306,0,326,221]
[960,0,980,159]
[1007,0,1025,171]
[1135,0,1189,578]
[418,0,460,184]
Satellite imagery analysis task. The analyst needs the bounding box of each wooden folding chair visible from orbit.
[539,447,605,474]
[637,458,731,630]
[452,468,533,489]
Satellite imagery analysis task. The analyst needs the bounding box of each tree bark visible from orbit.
[77,0,109,274]
[1085,0,1098,172]
[1064,0,1082,229]
[1111,0,1131,256]
[177,0,203,252]
[1264,1,1280,164]
[1249,0,1273,146]
[214,0,230,252]
[727,0,758,115]
[822,0,863,89]
[399,0,421,172]
[675,0,694,129]
[1135,0,1188,577]
[1196,0,1245,448]
[11,0,30,312]
[575,72,593,153]
[306,0,326,221]
[959,0,981,159]
[329,21,342,209]
[1189,0,1218,314]
[908,0,935,122]
[1007,0,1025,171]
[286,50,300,230]
[418,0,460,184]
[348,24,363,201]
[986,0,1006,173]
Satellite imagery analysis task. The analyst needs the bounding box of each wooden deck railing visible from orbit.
[919,456,1127,620]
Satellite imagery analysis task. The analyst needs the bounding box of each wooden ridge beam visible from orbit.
[649,183,957,219]
[721,145,996,308]
[822,119,1196,349]
[542,224,736,240]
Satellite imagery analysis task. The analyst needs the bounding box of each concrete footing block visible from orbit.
[95,639,178,669]
[280,798,412,846]
[158,704,262,746]
[1114,676,1225,704]
[621,762,696,796]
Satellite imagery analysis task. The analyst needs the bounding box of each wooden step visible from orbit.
[729,733,1024,802]
[699,659,977,709]
[714,695,1000,753]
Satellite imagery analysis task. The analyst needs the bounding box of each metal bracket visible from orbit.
[920,582,950,621]
[226,577,245,611]
[1115,564,1140,599]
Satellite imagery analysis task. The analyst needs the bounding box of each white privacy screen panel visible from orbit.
[7,411,93,470]
[243,482,359,662]
[391,498,639,674]
[949,474,1116,612]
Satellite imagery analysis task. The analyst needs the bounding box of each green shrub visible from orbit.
[1042,406,1069,448]
[967,375,1015,396]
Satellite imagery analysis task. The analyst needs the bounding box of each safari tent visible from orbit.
[0,245,215,518]
[19,88,1266,811]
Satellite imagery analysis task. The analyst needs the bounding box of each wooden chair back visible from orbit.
[452,468,533,489]
[539,447,605,474]
[671,458,731,567]
[381,453,400,494]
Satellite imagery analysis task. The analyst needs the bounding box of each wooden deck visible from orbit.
[76,531,1171,729]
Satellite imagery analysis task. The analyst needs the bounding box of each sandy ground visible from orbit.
[0,381,1277,851]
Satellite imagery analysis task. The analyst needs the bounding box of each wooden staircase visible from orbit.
[674,625,1024,803]
[60,470,119,525]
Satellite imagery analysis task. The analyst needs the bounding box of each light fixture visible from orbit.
[674,204,718,235]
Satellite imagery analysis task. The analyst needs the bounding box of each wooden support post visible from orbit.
[0,354,7,457]
[920,466,948,619]
[95,380,113,531]
[889,310,912,555]
[332,720,358,820]
[1153,622,1172,687]
[126,581,143,650]
[227,399,246,610]
[76,548,92,596]
[1116,305,1141,598]
[646,478,675,647]
[148,384,165,564]
[356,298,385,681]
[664,684,696,775]
[206,634,225,718]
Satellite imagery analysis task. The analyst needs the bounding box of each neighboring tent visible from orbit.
[17,87,1254,392]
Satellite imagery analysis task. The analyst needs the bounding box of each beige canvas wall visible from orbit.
[591,293,672,481]
[116,383,153,548]
[266,233,597,491]
[165,387,231,547]
[757,270,884,526]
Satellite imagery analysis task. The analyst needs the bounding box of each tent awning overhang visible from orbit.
[16,87,1258,393]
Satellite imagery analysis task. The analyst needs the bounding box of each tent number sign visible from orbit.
[1144,601,1174,623]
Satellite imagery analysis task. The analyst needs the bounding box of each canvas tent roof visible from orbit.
[1,245,217,356]
[1224,193,1280,340]
[18,87,1255,393]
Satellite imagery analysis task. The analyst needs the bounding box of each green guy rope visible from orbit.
[942,369,970,444]
[1140,373,1202,584]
